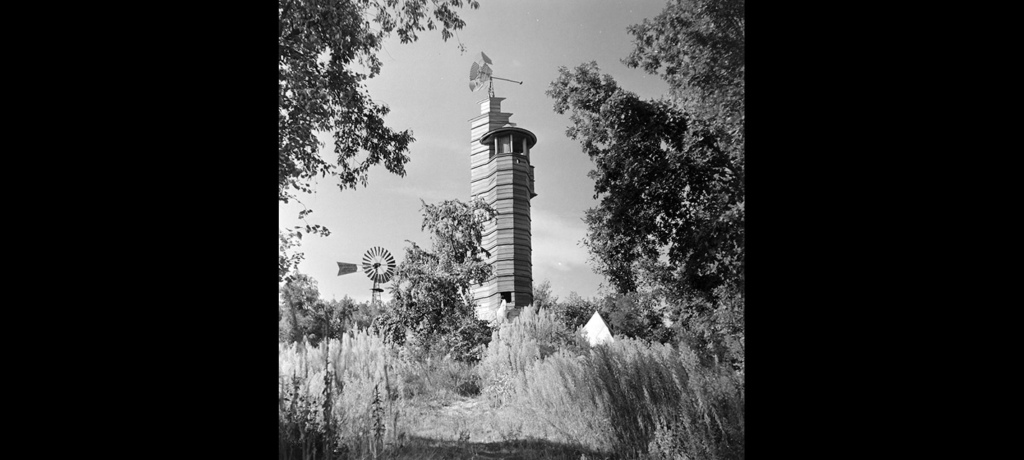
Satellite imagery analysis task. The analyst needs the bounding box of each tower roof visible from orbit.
[479,126,538,149]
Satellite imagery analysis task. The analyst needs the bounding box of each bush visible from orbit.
[441,315,492,364]
[392,340,480,401]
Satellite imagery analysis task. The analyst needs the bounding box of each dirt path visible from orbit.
[394,395,609,459]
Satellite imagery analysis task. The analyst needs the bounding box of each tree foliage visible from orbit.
[374,199,497,362]
[278,0,480,281]
[531,279,558,310]
[550,291,598,332]
[548,62,742,303]
[596,292,676,344]
[279,272,327,344]
[279,274,380,344]
[624,0,744,133]
[546,0,744,370]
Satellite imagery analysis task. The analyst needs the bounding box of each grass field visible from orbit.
[279,308,743,460]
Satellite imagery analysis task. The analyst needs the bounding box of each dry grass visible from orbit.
[392,394,609,460]
[477,306,745,459]
[279,311,744,460]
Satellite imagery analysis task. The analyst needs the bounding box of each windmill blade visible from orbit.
[480,63,492,76]
[470,62,480,80]
[481,52,492,65]
[469,80,477,92]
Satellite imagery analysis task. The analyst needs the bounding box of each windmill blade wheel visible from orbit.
[362,246,396,284]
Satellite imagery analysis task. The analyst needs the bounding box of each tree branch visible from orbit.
[279,1,293,38]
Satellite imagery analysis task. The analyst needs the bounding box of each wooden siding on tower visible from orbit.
[469,97,536,321]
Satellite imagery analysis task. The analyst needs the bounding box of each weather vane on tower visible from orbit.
[469,52,522,97]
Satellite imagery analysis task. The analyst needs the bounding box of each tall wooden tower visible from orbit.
[469,97,537,321]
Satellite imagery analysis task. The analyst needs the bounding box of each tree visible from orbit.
[548,63,742,303]
[278,0,480,281]
[279,272,322,343]
[596,292,675,344]
[551,291,598,332]
[341,296,383,331]
[623,0,744,371]
[375,198,497,362]
[279,275,362,345]
[546,0,744,370]
[531,279,558,310]
[624,0,744,141]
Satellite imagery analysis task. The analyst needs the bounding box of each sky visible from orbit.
[279,0,672,304]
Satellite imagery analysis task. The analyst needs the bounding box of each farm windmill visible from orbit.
[337,246,396,304]
[361,246,396,305]
[469,52,522,97]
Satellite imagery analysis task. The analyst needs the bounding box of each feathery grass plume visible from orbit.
[279,329,407,459]
[516,348,613,450]
[279,339,331,459]
[511,337,744,459]
[478,306,587,406]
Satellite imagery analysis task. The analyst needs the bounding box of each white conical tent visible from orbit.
[582,311,613,346]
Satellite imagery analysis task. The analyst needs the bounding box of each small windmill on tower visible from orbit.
[469,52,522,98]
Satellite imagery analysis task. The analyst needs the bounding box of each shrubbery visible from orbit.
[393,333,481,401]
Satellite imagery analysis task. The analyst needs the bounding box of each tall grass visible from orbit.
[394,339,481,401]
[478,306,586,406]
[517,339,744,459]
[280,307,744,459]
[279,329,403,459]
[481,306,745,459]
